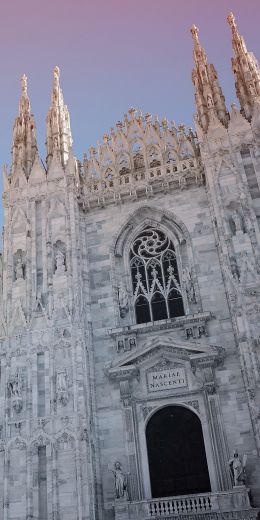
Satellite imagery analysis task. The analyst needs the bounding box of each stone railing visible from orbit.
[77,162,203,210]
[114,488,258,520]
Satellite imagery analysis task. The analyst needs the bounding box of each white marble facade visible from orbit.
[0,12,260,520]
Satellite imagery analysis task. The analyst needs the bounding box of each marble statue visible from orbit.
[56,370,69,406]
[112,462,128,499]
[55,250,66,274]
[229,450,247,486]
[182,267,196,303]
[231,211,243,234]
[8,373,23,413]
[118,282,129,318]
[8,373,21,398]
[15,258,24,280]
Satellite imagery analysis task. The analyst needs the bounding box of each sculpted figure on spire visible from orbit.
[227,12,260,120]
[46,66,73,168]
[190,24,228,133]
[11,74,37,176]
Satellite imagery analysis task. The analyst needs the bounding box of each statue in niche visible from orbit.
[55,250,66,274]
[112,461,128,499]
[231,211,243,235]
[207,93,214,108]
[229,450,247,486]
[230,256,240,281]
[15,258,24,280]
[8,373,23,413]
[133,153,144,170]
[182,267,196,304]
[56,370,69,406]
[53,136,59,150]
[8,373,21,398]
[248,83,256,96]
[118,283,129,318]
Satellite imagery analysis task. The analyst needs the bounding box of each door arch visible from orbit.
[146,405,211,498]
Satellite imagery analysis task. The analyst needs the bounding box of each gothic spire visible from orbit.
[190,24,228,133]
[227,12,260,120]
[11,74,37,176]
[46,66,73,168]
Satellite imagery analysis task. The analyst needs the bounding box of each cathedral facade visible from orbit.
[0,12,260,520]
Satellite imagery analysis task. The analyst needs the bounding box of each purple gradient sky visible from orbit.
[0,0,260,222]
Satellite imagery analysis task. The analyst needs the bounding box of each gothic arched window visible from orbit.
[130,227,184,324]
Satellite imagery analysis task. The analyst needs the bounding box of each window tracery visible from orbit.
[130,227,184,324]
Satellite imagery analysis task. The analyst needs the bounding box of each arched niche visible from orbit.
[146,405,211,498]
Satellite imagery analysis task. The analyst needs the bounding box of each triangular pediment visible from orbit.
[106,337,224,379]
[228,104,251,138]
[29,155,46,185]
[9,300,27,334]
[48,150,65,181]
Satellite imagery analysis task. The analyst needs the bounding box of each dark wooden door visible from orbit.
[146,405,211,498]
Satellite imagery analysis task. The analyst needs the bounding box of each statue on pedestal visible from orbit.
[182,267,196,303]
[118,283,129,318]
[112,461,128,499]
[229,450,247,486]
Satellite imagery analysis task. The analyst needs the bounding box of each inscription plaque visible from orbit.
[147,368,187,392]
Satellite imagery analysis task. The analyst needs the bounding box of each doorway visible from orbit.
[146,405,211,498]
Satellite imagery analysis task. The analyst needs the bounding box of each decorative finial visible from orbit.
[227,12,236,30]
[53,66,60,89]
[190,25,199,43]
[128,107,136,119]
[54,66,60,79]
[21,74,27,96]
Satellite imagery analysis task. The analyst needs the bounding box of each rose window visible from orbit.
[130,227,184,324]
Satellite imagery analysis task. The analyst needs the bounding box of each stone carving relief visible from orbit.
[184,400,200,412]
[112,461,128,499]
[76,110,201,210]
[229,450,247,486]
[185,323,207,340]
[142,406,155,420]
[117,336,136,353]
[56,369,69,406]
[56,432,75,450]
[118,282,129,318]
[8,373,23,413]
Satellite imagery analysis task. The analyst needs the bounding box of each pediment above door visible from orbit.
[105,336,225,383]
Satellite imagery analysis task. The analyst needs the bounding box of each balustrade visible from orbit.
[148,494,213,516]
[114,488,258,520]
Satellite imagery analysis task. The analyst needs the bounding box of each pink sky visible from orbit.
[0,0,259,204]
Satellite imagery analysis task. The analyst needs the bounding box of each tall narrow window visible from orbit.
[37,353,45,417]
[38,446,47,520]
[130,227,184,324]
